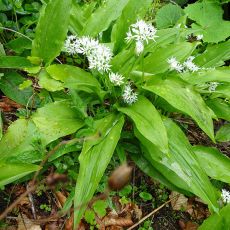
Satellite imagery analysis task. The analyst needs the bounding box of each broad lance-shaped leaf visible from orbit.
[111,0,152,53]
[181,67,230,85]
[74,114,124,227]
[0,56,34,69]
[131,153,191,195]
[32,101,84,146]
[138,42,197,74]
[0,72,40,107]
[46,64,105,99]
[136,118,218,212]
[199,204,230,230]
[0,119,41,163]
[194,40,230,68]
[118,96,168,153]
[143,76,216,141]
[81,0,129,36]
[32,0,71,65]
[206,98,230,122]
[215,124,230,143]
[193,146,230,184]
[0,162,40,187]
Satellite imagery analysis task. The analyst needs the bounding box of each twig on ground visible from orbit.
[127,195,179,230]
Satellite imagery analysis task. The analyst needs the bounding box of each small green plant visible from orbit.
[40,204,51,212]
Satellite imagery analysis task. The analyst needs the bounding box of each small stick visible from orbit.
[27,184,37,220]
[0,134,99,221]
[127,195,179,230]
[0,184,36,220]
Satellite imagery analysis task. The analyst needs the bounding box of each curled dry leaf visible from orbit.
[17,214,41,230]
[179,220,199,230]
[169,191,188,211]
[55,191,67,207]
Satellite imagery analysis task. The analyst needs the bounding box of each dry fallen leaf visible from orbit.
[55,191,67,207]
[17,214,41,230]
[179,220,199,230]
[170,191,188,211]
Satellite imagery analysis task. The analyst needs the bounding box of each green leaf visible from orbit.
[38,69,64,92]
[155,3,184,29]
[32,0,72,65]
[214,83,230,99]
[139,192,152,201]
[199,204,230,230]
[0,162,39,187]
[181,67,230,85]
[0,112,3,141]
[74,114,124,227]
[6,37,32,54]
[0,72,39,106]
[136,118,218,211]
[0,56,34,69]
[206,98,230,121]
[140,42,197,74]
[118,96,168,153]
[0,119,41,163]
[32,101,84,145]
[184,2,230,43]
[143,76,216,141]
[193,146,230,184]
[93,200,107,218]
[69,2,85,35]
[194,41,230,68]
[215,124,230,142]
[131,152,190,194]
[111,0,152,53]
[81,0,129,36]
[46,64,105,98]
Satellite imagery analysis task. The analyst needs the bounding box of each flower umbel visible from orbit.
[221,189,230,204]
[126,20,157,43]
[64,35,112,72]
[126,20,157,55]
[64,35,80,55]
[208,82,219,92]
[109,72,124,86]
[122,84,138,105]
[183,56,199,72]
[167,57,184,73]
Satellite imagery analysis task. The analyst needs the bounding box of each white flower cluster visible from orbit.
[167,57,184,73]
[122,84,138,105]
[64,35,112,72]
[221,189,230,204]
[126,20,157,55]
[208,82,219,92]
[109,72,124,86]
[183,56,199,72]
[167,56,200,73]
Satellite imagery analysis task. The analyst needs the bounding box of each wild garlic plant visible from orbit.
[0,0,230,228]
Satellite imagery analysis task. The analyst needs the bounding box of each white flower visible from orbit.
[167,57,184,73]
[64,35,112,72]
[126,20,157,43]
[109,72,124,86]
[64,35,80,55]
[183,56,199,72]
[135,40,144,55]
[122,84,138,105]
[77,36,99,55]
[196,34,203,40]
[208,82,219,92]
[126,20,157,55]
[87,44,112,72]
[221,189,230,204]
